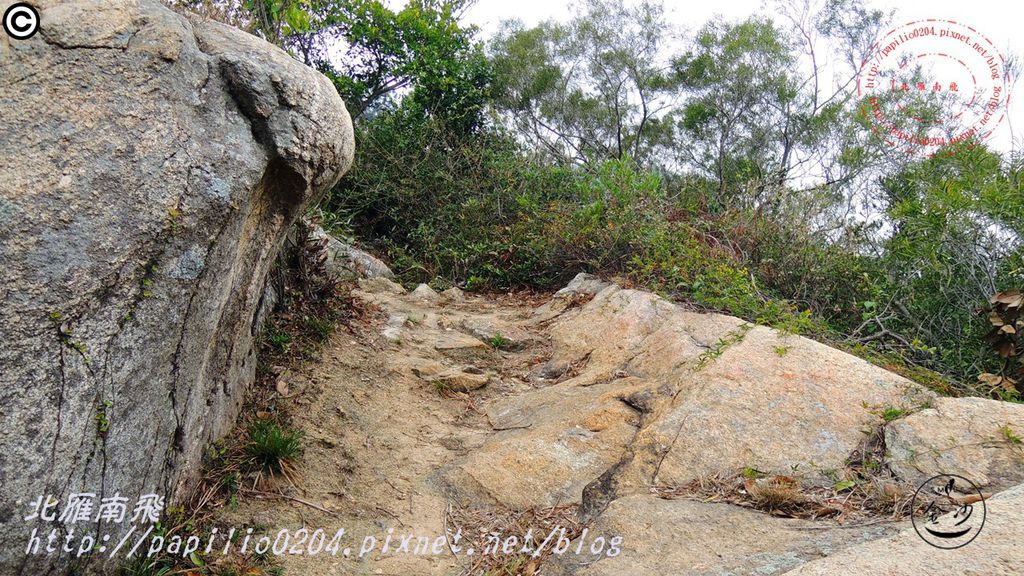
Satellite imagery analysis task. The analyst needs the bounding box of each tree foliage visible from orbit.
[168,0,488,128]
[490,0,680,166]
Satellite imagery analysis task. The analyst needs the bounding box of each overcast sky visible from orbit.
[461,0,1022,153]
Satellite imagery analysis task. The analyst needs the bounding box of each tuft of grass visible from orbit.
[488,332,511,349]
[833,478,857,492]
[741,466,765,479]
[303,316,335,342]
[879,406,909,422]
[221,471,240,494]
[268,332,292,352]
[245,420,303,474]
[251,547,273,566]
[863,402,914,423]
[745,476,805,513]
[1001,423,1023,445]
[118,557,173,576]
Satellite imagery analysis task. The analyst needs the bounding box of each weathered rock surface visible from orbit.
[0,1,353,572]
[533,272,613,322]
[488,283,934,513]
[411,283,442,302]
[441,286,466,302]
[549,495,901,576]
[637,323,933,487]
[782,482,1024,575]
[886,397,1024,492]
[453,378,646,508]
[358,275,406,295]
[421,365,490,392]
[309,225,394,281]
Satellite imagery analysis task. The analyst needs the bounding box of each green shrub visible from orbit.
[246,420,303,474]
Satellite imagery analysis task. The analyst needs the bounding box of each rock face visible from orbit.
[548,495,900,576]
[886,397,1024,492]
[0,1,354,573]
[454,283,934,516]
[782,482,1024,575]
[308,225,394,281]
[456,378,644,508]
[637,323,934,487]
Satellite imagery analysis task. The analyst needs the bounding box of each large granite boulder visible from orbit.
[782,482,1024,575]
[886,396,1024,492]
[548,495,901,576]
[451,283,934,514]
[0,1,353,572]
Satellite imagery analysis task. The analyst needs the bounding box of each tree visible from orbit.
[165,0,319,46]
[318,0,489,127]
[490,0,681,167]
[673,0,890,215]
[168,0,488,128]
[674,16,797,205]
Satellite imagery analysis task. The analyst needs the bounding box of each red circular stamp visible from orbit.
[858,19,1012,157]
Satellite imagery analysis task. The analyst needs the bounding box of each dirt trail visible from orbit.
[209,273,999,576]
[216,279,556,576]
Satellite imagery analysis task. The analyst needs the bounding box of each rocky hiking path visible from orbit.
[217,274,1024,576]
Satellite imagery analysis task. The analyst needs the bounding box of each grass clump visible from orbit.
[118,557,173,576]
[879,406,909,423]
[1001,423,1023,445]
[245,420,303,474]
[488,332,511,349]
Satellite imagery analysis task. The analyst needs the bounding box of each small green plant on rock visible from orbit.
[95,400,113,437]
[166,207,182,233]
[488,332,511,349]
[879,406,908,422]
[864,401,924,423]
[1000,423,1023,445]
[697,323,752,370]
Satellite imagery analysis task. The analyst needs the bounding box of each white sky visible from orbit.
[462,0,1024,153]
